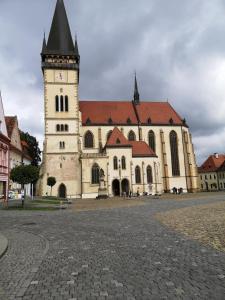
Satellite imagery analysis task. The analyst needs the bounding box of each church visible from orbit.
[38,0,199,198]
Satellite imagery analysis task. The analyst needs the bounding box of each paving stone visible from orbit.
[1,195,225,299]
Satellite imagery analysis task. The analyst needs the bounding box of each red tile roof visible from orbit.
[130,141,156,157]
[80,101,138,125]
[79,101,184,126]
[106,127,131,147]
[5,116,16,138]
[135,102,183,125]
[105,127,156,157]
[198,154,225,173]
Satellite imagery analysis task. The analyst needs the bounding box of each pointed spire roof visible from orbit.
[42,33,47,53]
[74,35,80,58]
[133,73,140,104]
[44,0,75,56]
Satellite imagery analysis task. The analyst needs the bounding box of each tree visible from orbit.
[10,165,39,207]
[20,131,41,166]
[47,177,56,196]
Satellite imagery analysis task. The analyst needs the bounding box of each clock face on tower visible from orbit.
[55,70,67,83]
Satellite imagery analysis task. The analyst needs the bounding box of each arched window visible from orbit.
[107,130,113,141]
[148,130,156,152]
[65,96,69,112]
[84,131,94,148]
[170,131,180,176]
[56,124,60,132]
[65,124,68,132]
[128,130,136,141]
[121,156,126,169]
[92,164,100,184]
[147,165,153,184]
[60,95,64,112]
[55,96,59,112]
[60,124,64,131]
[135,166,141,184]
[113,156,118,170]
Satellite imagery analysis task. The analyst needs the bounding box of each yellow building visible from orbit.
[198,153,225,191]
[39,0,198,198]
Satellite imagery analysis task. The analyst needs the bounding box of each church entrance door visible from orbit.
[59,184,67,198]
[112,179,120,196]
[121,179,129,196]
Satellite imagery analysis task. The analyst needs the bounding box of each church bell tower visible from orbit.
[40,0,81,198]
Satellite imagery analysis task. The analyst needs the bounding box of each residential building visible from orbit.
[0,95,10,202]
[198,153,225,191]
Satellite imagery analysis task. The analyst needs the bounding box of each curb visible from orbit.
[0,233,8,259]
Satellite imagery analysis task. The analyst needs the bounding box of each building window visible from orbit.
[84,131,94,148]
[210,175,212,179]
[224,182,225,189]
[92,164,100,184]
[214,174,216,179]
[65,124,68,132]
[65,96,69,111]
[220,183,223,189]
[201,184,203,189]
[60,124,64,131]
[147,165,153,184]
[113,156,118,170]
[121,156,126,169]
[56,124,60,132]
[60,95,64,112]
[200,175,202,180]
[170,131,180,176]
[148,130,156,152]
[55,96,59,112]
[59,141,65,149]
[135,166,141,184]
[128,130,136,141]
[205,175,207,180]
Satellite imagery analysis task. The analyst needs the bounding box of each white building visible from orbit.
[38,0,199,198]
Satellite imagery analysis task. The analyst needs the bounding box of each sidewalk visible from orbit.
[0,233,8,259]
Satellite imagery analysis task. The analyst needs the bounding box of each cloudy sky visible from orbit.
[1,0,225,165]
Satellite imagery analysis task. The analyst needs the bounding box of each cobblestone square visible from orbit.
[1,194,225,299]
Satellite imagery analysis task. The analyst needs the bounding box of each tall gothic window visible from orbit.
[147,165,153,184]
[170,131,180,176]
[113,156,118,170]
[148,130,156,152]
[128,130,136,141]
[92,164,100,184]
[55,96,59,112]
[60,124,64,131]
[107,130,113,141]
[135,166,141,184]
[121,156,126,169]
[65,96,69,112]
[84,131,94,148]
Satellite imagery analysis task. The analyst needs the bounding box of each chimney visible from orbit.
[214,153,219,159]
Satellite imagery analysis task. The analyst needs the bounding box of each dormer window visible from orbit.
[127,118,131,124]
[116,138,121,144]
[108,118,113,124]
[169,118,174,125]
[147,118,151,124]
[86,118,91,125]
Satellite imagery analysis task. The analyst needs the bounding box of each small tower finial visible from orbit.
[133,72,140,105]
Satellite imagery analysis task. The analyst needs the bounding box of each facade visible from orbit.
[198,153,225,191]
[5,116,32,196]
[39,0,198,199]
[0,95,10,202]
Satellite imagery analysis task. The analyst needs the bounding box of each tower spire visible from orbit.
[133,72,140,105]
[42,32,47,53]
[44,0,75,56]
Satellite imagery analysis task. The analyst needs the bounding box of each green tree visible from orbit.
[10,165,39,207]
[20,131,41,166]
[47,177,56,196]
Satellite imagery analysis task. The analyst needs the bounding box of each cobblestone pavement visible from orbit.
[0,195,225,299]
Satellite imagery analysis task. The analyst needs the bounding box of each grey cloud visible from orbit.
[1,0,225,164]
